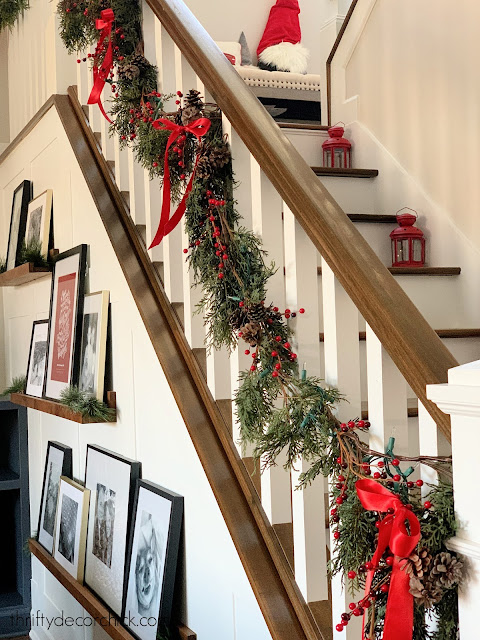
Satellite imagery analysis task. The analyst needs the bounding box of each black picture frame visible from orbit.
[84,445,141,617]
[25,319,49,398]
[5,180,32,271]
[123,480,183,638]
[43,244,88,401]
[37,441,73,554]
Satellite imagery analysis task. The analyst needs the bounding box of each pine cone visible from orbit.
[118,55,150,80]
[402,547,433,580]
[196,155,214,180]
[182,105,203,125]
[248,303,269,323]
[430,551,463,589]
[208,143,231,169]
[409,576,443,608]
[229,308,248,331]
[239,322,263,346]
[184,89,204,110]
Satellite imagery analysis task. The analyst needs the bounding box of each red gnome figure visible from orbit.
[257,0,309,74]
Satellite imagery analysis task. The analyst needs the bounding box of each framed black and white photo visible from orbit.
[25,189,53,258]
[84,445,141,616]
[53,477,90,582]
[79,291,109,400]
[25,319,49,397]
[38,442,73,554]
[5,180,32,271]
[124,481,183,640]
[44,245,87,401]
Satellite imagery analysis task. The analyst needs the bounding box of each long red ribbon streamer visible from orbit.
[149,117,211,248]
[355,479,421,640]
[87,8,115,123]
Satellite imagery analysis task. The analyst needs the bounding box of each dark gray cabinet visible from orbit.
[0,401,30,637]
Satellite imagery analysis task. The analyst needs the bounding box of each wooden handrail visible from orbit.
[326,0,360,126]
[146,0,455,440]
[56,90,324,640]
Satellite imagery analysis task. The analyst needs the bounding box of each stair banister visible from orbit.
[145,0,456,439]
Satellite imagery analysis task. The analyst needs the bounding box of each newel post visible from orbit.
[427,360,480,636]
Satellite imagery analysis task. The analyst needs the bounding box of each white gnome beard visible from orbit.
[258,42,309,74]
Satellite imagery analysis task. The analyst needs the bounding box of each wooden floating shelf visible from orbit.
[317,266,461,276]
[29,540,196,640]
[0,262,51,287]
[319,328,480,342]
[10,391,117,424]
[312,167,379,178]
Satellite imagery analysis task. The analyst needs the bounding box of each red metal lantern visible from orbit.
[322,124,352,169]
[390,208,425,267]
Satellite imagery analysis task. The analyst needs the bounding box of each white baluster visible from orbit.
[322,259,362,638]
[284,206,327,602]
[365,325,409,456]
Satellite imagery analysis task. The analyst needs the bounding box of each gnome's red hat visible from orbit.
[257,0,309,74]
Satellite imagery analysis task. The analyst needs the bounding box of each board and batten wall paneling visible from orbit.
[0,104,272,640]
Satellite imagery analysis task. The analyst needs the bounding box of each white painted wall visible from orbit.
[0,105,272,640]
[329,0,480,327]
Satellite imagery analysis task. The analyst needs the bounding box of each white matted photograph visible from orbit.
[79,291,109,400]
[53,477,90,581]
[25,189,53,258]
[25,319,49,397]
[84,445,141,616]
[38,442,73,554]
[124,480,184,640]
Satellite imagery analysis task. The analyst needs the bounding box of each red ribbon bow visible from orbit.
[87,8,115,123]
[149,117,211,248]
[356,479,421,640]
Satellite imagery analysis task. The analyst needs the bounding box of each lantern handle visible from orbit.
[332,121,345,128]
[395,207,417,218]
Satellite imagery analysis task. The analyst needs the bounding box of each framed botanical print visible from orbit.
[6,180,32,271]
[44,245,87,401]
[25,319,49,397]
[79,291,109,400]
[53,477,90,582]
[38,442,73,554]
[25,189,53,258]
[124,481,184,639]
[84,445,141,616]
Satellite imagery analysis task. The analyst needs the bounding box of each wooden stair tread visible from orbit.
[361,399,419,420]
[312,167,378,178]
[273,522,294,570]
[279,122,328,132]
[347,213,397,223]
[308,600,333,640]
[317,266,461,276]
[319,328,480,342]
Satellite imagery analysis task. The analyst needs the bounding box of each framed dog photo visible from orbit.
[38,442,73,554]
[25,319,49,398]
[25,189,53,259]
[84,445,141,616]
[6,180,32,271]
[79,291,109,400]
[44,245,87,401]
[53,477,90,582]
[124,481,183,640]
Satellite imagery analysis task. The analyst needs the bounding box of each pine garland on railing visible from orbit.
[0,0,29,32]
[57,4,462,638]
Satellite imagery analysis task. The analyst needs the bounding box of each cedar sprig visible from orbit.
[1,375,26,395]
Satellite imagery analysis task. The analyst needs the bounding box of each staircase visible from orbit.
[2,0,472,638]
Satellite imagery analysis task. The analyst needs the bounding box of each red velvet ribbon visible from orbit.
[87,8,115,123]
[355,479,421,640]
[149,117,211,248]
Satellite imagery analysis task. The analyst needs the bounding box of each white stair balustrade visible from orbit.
[321,258,362,638]
[284,205,328,602]
[427,361,480,639]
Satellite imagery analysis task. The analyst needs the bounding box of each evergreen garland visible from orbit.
[2,375,26,395]
[56,3,462,638]
[0,0,29,32]
[59,386,116,421]
[19,239,51,269]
